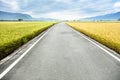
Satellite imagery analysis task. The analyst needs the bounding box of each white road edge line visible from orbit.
[72,27,120,62]
[0,27,52,79]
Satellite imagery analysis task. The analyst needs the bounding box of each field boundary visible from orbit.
[67,23,120,62]
[0,23,55,79]
[0,28,48,65]
[0,24,56,64]
[67,22,120,54]
[0,22,56,60]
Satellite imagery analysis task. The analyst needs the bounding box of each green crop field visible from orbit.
[68,22,120,54]
[0,22,55,60]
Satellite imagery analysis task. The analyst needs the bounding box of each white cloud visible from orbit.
[54,0,72,3]
[1,0,120,20]
[113,2,120,12]
[114,2,120,7]
[22,11,34,16]
[10,1,19,11]
[1,0,20,11]
[32,9,91,20]
[22,0,34,6]
[24,0,120,20]
[42,12,80,20]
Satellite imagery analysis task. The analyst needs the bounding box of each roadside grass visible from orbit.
[67,22,120,54]
[0,22,55,60]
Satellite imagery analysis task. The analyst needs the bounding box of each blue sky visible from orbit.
[0,0,120,20]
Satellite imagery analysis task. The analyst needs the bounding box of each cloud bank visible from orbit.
[0,0,120,20]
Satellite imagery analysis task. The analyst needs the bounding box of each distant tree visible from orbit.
[18,19,23,21]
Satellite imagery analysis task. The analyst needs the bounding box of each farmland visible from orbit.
[68,22,120,54]
[0,22,55,60]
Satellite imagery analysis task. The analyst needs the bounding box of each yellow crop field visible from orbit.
[0,22,55,60]
[68,22,120,54]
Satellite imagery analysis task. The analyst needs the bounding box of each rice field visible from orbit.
[0,22,55,60]
[68,22,120,54]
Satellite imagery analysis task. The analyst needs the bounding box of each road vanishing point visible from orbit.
[0,23,120,80]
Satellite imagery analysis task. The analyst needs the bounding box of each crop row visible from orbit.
[68,22,120,54]
[0,22,55,60]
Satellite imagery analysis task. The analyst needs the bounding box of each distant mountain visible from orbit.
[0,11,58,21]
[0,11,32,20]
[83,12,120,20]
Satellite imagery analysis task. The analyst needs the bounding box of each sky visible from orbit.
[0,0,120,20]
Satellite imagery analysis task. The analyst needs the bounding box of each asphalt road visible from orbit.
[1,23,120,80]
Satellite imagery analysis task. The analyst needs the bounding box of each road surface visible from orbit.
[1,23,120,80]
